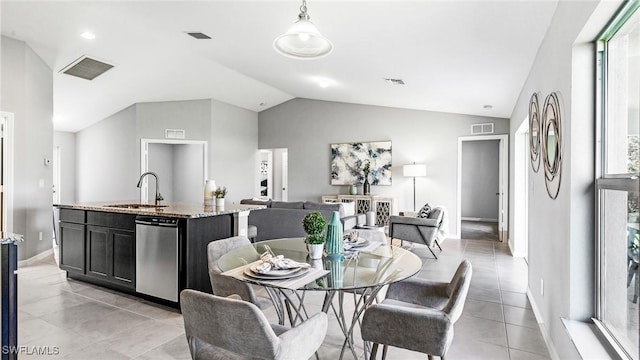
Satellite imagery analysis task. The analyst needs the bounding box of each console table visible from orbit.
[321,195,396,226]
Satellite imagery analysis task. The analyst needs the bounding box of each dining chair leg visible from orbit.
[381,344,388,360]
[370,343,379,360]
[427,245,439,259]
[435,239,443,251]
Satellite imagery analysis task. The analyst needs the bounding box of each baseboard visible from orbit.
[18,248,54,267]
[461,217,499,222]
[508,241,526,257]
[527,289,561,360]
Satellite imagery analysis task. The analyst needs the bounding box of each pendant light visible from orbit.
[273,0,333,60]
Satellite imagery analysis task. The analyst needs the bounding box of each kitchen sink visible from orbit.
[104,204,168,209]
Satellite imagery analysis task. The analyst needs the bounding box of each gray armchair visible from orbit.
[361,260,472,360]
[389,206,445,258]
[181,289,328,360]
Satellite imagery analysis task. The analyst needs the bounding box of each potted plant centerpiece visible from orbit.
[302,211,327,259]
[214,186,227,207]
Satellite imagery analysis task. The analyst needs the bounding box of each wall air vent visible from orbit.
[471,123,495,135]
[187,32,211,39]
[384,78,405,85]
[165,129,186,139]
[60,56,114,80]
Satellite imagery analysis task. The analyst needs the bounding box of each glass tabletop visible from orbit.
[217,238,423,291]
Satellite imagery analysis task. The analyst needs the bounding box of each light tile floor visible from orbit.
[17,239,550,359]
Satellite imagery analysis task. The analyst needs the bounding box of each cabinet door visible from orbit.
[110,229,135,288]
[86,225,109,280]
[59,222,85,274]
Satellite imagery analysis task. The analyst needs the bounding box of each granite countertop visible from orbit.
[55,201,266,219]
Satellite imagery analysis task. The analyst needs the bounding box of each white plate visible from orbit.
[244,267,309,280]
[249,265,303,277]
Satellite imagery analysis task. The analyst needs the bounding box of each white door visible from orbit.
[282,150,288,201]
[0,112,14,233]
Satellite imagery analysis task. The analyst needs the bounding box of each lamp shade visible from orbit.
[273,18,333,59]
[403,164,426,177]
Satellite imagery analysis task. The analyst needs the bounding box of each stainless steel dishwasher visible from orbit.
[135,216,179,302]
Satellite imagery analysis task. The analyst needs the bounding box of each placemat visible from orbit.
[222,260,329,290]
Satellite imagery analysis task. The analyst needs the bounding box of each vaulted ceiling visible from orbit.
[1,1,559,132]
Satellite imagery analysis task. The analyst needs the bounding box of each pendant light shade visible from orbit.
[274,0,333,59]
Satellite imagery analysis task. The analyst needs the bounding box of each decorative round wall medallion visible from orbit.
[528,93,541,173]
[541,92,562,199]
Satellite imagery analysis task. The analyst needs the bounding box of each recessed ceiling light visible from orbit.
[318,79,331,88]
[80,31,96,40]
[384,78,405,85]
[483,104,493,109]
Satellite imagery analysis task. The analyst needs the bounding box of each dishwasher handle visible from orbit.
[135,216,179,227]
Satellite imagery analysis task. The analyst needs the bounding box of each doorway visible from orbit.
[258,148,288,200]
[140,139,207,203]
[457,135,508,241]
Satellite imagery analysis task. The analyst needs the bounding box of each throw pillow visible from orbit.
[417,203,432,218]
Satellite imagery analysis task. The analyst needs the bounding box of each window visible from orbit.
[596,3,640,359]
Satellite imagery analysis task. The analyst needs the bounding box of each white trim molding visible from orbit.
[0,112,15,233]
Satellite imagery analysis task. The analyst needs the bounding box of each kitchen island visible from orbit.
[55,201,265,306]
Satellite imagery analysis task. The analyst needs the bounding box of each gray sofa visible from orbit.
[240,199,364,242]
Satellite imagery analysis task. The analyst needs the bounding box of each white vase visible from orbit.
[204,179,216,206]
[215,198,225,207]
[309,244,324,260]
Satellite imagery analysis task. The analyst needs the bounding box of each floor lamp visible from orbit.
[403,163,426,211]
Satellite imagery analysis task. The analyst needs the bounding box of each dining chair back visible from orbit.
[361,260,473,360]
[207,236,262,305]
[180,289,328,360]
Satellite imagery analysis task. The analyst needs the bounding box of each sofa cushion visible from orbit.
[303,202,340,212]
[417,203,432,219]
[240,198,271,206]
[271,201,304,209]
[341,202,356,217]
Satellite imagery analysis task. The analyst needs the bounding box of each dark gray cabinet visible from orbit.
[59,209,86,274]
[86,225,135,288]
[59,209,136,290]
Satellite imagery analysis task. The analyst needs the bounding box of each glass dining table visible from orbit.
[217,237,423,360]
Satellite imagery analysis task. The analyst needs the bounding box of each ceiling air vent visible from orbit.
[384,78,405,85]
[165,129,186,139]
[186,32,211,40]
[471,123,494,135]
[60,56,114,80]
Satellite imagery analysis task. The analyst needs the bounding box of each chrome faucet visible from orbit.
[136,172,164,206]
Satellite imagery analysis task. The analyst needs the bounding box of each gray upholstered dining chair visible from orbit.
[361,260,473,360]
[389,206,445,258]
[207,236,272,310]
[181,289,328,360]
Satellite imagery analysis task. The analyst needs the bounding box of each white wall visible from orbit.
[507,1,621,357]
[147,143,174,202]
[53,131,76,204]
[258,98,509,236]
[461,140,499,220]
[75,98,258,205]
[76,105,138,202]
[173,144,204,203]
[210,99,259,204]
[1,36,54,260]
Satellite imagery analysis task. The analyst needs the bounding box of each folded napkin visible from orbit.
[256,252,310,273]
